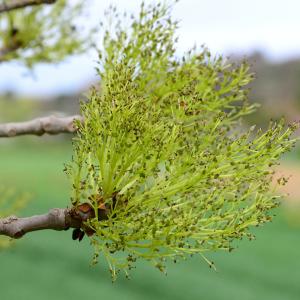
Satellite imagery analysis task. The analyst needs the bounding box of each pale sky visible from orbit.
[1,0,300,96]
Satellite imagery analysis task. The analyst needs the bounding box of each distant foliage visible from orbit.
[0,0,91,66]
[66,2,297,280]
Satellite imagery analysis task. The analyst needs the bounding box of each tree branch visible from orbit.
[0,0,56,13]
[0,208,81,239]
[0,115,83,137]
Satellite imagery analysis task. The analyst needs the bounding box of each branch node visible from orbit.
[3,216,18,225]
[8,129,17,137]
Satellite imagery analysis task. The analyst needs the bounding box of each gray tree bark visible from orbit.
[0,115,83,137]
[0,208,82,239]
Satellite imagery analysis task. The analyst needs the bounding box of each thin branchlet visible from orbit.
[0,0,56,14]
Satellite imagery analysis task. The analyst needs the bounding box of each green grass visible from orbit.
[0,139,300,300]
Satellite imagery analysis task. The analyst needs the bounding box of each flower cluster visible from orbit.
[66,2,297,280]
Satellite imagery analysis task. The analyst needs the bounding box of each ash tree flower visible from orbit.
[65,1,297,280]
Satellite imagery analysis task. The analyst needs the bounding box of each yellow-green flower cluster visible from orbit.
[66,2,297,280]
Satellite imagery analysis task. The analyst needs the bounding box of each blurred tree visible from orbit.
[0,0,91,66]
[0,0,297,281]
[232,52,300,128]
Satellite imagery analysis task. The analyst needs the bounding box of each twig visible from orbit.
[0,115,83,137]
[0,0,56,13]
[0,208,81,239]
[0,44,21,63]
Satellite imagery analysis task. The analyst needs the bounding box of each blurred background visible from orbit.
[0,1,300,299]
